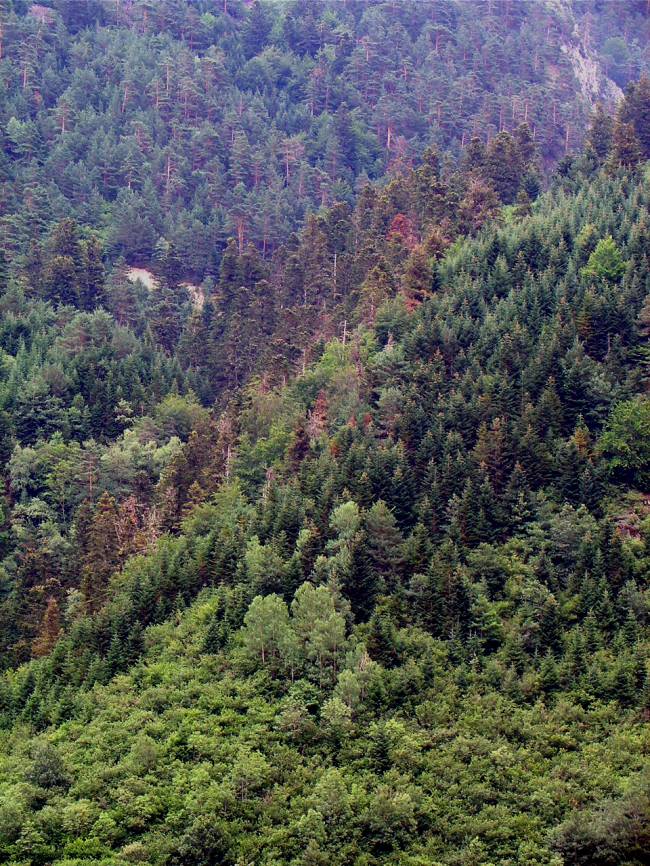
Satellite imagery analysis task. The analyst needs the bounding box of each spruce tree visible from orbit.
[586,104,614,161]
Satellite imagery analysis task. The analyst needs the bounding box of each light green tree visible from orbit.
[242,593,290,665]
[599,397,650,484]
[581,236,625,283]
[291,582,347,685]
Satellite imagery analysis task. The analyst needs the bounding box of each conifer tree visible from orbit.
[364,501,404,595]
[619,74,650,158]
[31,597,61,658]
[610,120,642,169]
[79,236,106,310]
[586,104,614,161]
[0,249,8,296]
[81,492,121,612]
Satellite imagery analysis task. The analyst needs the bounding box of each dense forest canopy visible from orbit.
[1,0,648,273]
[0,2,649,866]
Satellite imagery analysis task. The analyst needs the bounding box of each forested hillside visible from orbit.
[0,2,649,865]
[0,78,649,866]
[1,0,649,272]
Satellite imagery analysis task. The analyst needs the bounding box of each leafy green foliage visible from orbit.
[599,397,650,484]
[581,236,626,283]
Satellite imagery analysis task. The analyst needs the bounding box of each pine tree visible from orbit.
[538,596,562,655]
[50,218,82,261]
[408,567,444,635]
[359,257,395,324]
[0,409,13,467]
[619,74,650,158]
[31,597,61,658]
[513,122,537,167]
[218,237,241,313]
[459,177,501,234]
[79,236,106,310]
[243,0,272,58]
[539,651,560,693]
[463,135,486,173]
[367,606,401,668]
[160,241,184,290]
[483,131,522,204]
[335,103,358,174]
[611,658,636,706]
[622,610,639,647]
[45,255,78,306]
[610,119,642,169]
[0,249,8,296]
[514,189,532,219]
[151,284,185,352]
[81,492,121,613]
[586,104,614,161]
[402,246,433,309]
[364,501,405,595]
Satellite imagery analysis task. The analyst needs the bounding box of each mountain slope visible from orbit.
[1,586,645,866]
[0,152,648,864]
[1,0,648,275]
[0,5,650,865]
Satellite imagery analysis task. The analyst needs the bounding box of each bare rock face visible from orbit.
[553,0,623,108]
[126,267,158,291]
[561,37,623,108]
[126,267,204,309]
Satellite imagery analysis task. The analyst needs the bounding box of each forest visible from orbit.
[0,1,649,865]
